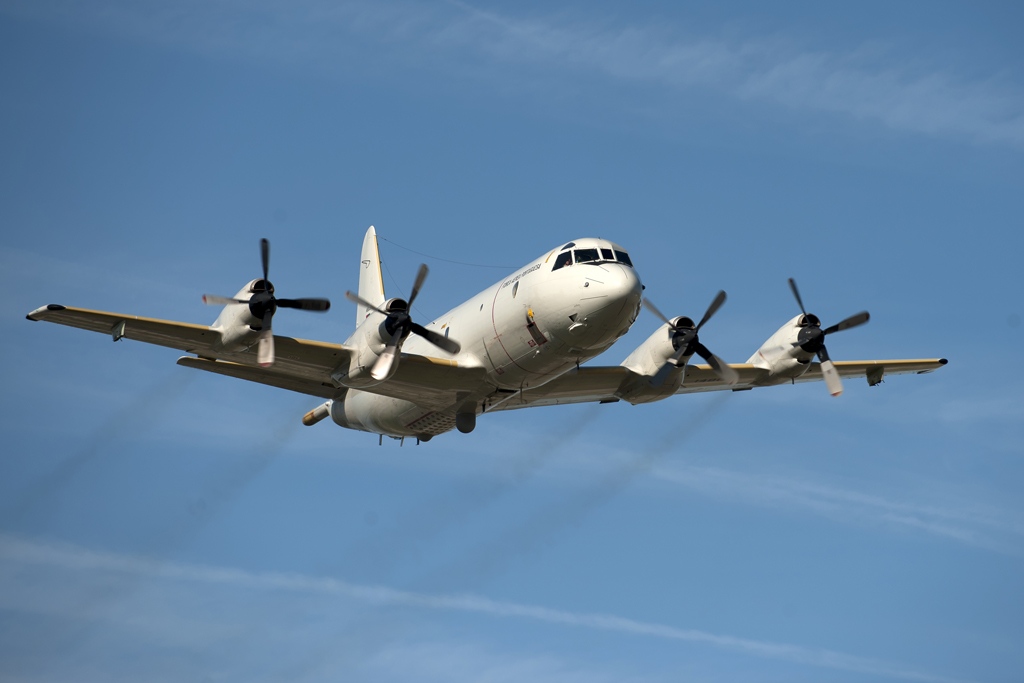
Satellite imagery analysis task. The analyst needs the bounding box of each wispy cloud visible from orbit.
[649,463,1024,556]
[0,534,974,683]
[4,0,1022,148]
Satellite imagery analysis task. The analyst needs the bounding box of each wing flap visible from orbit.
[176,357,339,399]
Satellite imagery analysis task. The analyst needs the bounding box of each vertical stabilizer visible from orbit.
[358,226,386,326]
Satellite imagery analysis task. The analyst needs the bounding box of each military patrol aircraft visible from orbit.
[27,227,946,442]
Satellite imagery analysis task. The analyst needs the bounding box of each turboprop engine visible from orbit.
[337,264,460,388]
[748,278,869,396]
[620,291,739,394]
[202,239,331,366]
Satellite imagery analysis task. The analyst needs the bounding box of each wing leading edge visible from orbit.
[26,304,484,406]
[487,359,948,411]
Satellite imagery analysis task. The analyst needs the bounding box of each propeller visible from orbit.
[642,291,739,387]
[202,239,331,367]
[344,264,461,381]
[786,278,869,397]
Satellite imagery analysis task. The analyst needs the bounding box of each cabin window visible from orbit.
[552,252,573,271]
[512,281,519,298]
[600,248,614,260]
[614,250,633,267]
[574,248,599,263]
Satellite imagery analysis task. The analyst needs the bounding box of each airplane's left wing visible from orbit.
[489,359,947,411]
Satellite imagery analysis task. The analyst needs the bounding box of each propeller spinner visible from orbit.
[203,238,331,367]
[642,291,739,387]
[787,278,869,397]
[345,264,460,381]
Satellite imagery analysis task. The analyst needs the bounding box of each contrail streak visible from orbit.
[0,534,973,683]
[335,403,603,578]
[2,371,194,525]
[441,393,731,589]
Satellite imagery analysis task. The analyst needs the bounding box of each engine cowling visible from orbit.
[747,314,818,382]
[332,298,409,387]
[209,279,271,353]
[617,317,697,402]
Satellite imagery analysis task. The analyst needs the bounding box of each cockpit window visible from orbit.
[574,248,599,263]
[552,251,573,271]
[600,248,614,260]
[614,250,633,267]
[561,242,576,251]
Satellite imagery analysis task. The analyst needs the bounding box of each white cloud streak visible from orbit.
[3,0,1022,148]
[0,534,974,683]
[649,463,1024,556]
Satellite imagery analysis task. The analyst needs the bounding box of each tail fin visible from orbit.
[357,225,386,326]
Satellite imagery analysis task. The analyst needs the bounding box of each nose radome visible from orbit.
[588,263,641,312]
[573,264,643,346]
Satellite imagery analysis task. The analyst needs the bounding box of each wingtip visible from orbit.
[26,304,66,320]
[939,358,948,365]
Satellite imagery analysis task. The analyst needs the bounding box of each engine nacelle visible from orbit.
[331,298,408,388]
[209,279,271,353]
[747,314,819,383]
[618,317,695,400]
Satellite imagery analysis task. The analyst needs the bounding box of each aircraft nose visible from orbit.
[570,263,643,347]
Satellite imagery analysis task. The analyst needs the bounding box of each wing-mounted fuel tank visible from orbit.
[748,279,870,396]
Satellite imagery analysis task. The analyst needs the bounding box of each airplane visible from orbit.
[26,227,947,443]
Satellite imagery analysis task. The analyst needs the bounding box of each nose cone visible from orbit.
[565,263,643,349]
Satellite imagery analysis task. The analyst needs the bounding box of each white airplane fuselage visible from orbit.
[331,238,644,438]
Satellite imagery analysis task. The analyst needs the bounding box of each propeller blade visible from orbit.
[409,322,461,355]
[407,264,428,309]
[816,344,843,396]
[277,298,331,312]
[695,343,739,385]
[642,297,675,329]
[202,294,249,306]
[370,331,402,380]
[788,278,807,315]
[695,290,727,332]
[260,238,270,284]
[344,291,390,316]
[823,311,870,335]
[257,310,275,367]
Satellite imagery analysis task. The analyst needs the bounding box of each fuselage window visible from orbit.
[552,252,573,271]
[574,248,599,263]
[614,250,633,267]
[561,242,576,251]
[512,281,519,297]
[600,248,614,260]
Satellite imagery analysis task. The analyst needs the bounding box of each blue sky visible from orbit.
[1,1,1023,681]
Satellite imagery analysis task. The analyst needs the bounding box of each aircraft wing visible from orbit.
[27,304,351,383]
[489,359,948,411]
[26,304,485,404]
